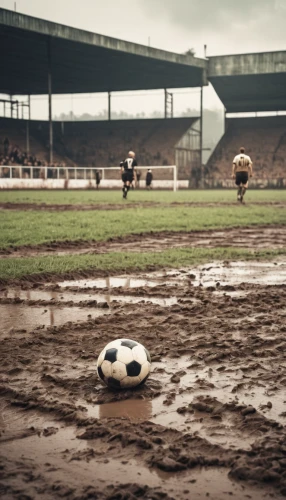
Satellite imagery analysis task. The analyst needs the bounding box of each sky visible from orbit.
[1,0,286,119]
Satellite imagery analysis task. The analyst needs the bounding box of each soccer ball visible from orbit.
[97,338,151,389]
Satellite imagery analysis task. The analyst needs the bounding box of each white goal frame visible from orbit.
[100,165,178,191]
[0,164,178,191]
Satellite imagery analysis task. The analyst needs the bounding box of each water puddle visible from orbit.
[59,276,177,289]
[196,260,286,287]
[156,357,286,422]
[214,290,249,298]
[0,285,183,339]
[85,398,153,421]
[85,355,286,450]
[0,288,179,307]
[0,404,281,500]
[0,401,59,439]
[0,288,98,302]
[0,303,108,335]
[57,259,286,290]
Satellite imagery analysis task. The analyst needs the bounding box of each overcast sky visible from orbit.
[1,0,286,118]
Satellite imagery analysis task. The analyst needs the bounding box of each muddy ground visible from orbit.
[0,200,286,213]
[1,225,286,259]
[1,250,286,499]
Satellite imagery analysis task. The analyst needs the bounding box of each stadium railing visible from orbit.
[0,165,179,191]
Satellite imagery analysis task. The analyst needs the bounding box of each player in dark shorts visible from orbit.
[232,147,253,203]
[146,169,153,189]
[120,151,137,199]
[95,170,101,189]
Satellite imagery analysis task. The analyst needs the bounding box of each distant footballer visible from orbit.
[120,151,137,199]
[232,147,253,203]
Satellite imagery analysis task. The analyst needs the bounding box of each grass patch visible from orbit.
[1,205,285,249]
[0,189,286,205]
[1,247,285,280]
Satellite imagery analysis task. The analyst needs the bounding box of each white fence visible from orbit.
[0,165,184,190]
[0,179,191,189]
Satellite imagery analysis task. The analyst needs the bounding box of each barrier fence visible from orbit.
[1,165,102,180]
[0,166,284,189]
[0,165,179,190]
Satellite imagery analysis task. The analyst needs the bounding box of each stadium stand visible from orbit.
[0,118,68,167]
[0,119,45,166]
[54,118,197,171]
[0,117,197,178]
[1,10,286,188]
[206,116,286,186]
[2,115,286,186]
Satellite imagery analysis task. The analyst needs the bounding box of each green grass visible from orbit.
[1,205,285,249]
[0,189,286,205]
[1,247,285,281]
[1,189,285,280]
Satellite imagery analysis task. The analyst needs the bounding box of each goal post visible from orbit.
[99,165,178,191]
[0,164,179,190]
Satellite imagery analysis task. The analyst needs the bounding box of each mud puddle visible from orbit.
[197,260,286,287]
[1,258,286,499]
[1,225,286,259]
[57,259,286,290]
[58,275,177,289]
[150,357,286,428]
[86,398,154,421]
[87,355,286,449]
[150,259,286,287]
[0,402,62,442]
[2,438,280,500]
[0,303,109,335]
[0,287,179,307]
[0,405,282,500]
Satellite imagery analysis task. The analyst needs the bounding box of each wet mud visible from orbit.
[1,260,286,499]
[1,200,285,213]
[1,225,286,259]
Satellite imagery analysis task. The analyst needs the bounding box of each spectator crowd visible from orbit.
[1,136,66,179]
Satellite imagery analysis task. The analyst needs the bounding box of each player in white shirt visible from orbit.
[232,147,253,203]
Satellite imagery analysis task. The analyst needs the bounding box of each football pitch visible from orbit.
[0,189,286,280]
[1,189,286,499]
[0,187,285,205]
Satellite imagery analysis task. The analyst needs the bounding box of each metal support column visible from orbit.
[108,92,111,121]
[47,38,53,165]
[26,95,30,155]
[28,95,31,120]
[200,85,203,168]
[26,119,30,155]
[224,108,226,134]
[171,93,174,118]
[10,96,13,118]
[164,89,167,118]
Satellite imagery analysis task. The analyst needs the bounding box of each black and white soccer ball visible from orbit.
[97,338,151,389]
